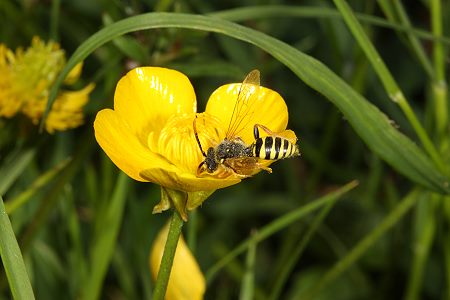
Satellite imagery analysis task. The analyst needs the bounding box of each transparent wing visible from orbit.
[226,69,260,140]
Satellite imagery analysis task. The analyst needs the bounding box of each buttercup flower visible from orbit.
[150,223,205,300]
[0,36,94,133]
[94,67,296,218]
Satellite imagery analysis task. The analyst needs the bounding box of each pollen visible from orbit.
[153,113,225,173]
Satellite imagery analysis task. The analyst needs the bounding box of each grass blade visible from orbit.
[301,189,420,299]
[205,180,358,283]
[268,191,339,300]
[209,6,450,45]
[378,0,433,78]
[0,148,36,196]
[430,0,448,140]
[0,196,35,300]
[20,134,94,251]
[82,172,130,300]
[5,158,71,214]
[332,0,444,173]
[239,231,257,300]
[405,192,437,300]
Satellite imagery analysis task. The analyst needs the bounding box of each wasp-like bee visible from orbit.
[194,70,300,178]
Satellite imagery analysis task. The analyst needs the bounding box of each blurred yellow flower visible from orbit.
[0,36,94,133]
[150,223,205,300]
[94,67,296,219]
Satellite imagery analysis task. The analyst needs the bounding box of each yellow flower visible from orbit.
[0,44,21,117]
[150,223,205,300]
[94,67,295,217]
[22,82,95,133]
[0,36,94,133]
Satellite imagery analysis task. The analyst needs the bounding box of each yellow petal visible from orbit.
[114,67,197,143]
[140,168,241,193]
[44,83,95,133]
[94,109,178,182]
[152,112,225,174]
[0,44,21,117]
[150,223,205,300]
[0,70,21,117]
[205,83,289,144]
[63,62,83,85]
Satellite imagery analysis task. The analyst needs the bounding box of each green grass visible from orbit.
[0,1,449,299]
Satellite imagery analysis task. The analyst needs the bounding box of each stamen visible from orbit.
[150,113,225,173]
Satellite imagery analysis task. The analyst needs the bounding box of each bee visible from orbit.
[194,69,300,178]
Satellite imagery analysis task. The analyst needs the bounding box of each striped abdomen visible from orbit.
[251,136,299,160]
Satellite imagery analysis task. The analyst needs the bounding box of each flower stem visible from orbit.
[153,210,184,300]
[431,0,448,141]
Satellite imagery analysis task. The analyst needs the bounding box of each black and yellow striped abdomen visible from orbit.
[251,136,299,160]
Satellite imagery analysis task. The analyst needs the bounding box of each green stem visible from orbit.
[5,158,70,214]
[431,0,445,82]
[239,230,257,300]
[0,197,35,300]
[152,210,184,300]
[405,193,437,300]
[445,196,450,299]
[83,173,130,300]
[209,6,450,45]
[431,0,448,141]
[50,0,60,41]
[333,0,445,174]
[391,0,434,77]
[20,135,94,251]
[269,194,338,300]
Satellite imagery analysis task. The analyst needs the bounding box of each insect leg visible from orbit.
[196,161,207,176]
[254,124,276,137]
[256,163,273,173]
[193,115,207,157]
[253,124,260,139]
[255,124,298,145]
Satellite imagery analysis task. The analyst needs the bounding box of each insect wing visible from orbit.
[226,70,261,140]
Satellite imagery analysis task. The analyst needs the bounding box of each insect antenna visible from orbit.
[193,115,207,157]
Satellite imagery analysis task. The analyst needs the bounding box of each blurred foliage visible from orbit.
[0,0,449,299]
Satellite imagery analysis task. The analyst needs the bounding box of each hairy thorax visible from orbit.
[216,139,251,161]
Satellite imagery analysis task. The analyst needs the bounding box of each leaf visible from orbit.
[0,148,36,196]
[82,172,130,300]
[0,196,35,300]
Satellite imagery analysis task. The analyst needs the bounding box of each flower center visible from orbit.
[151,113,225,174]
